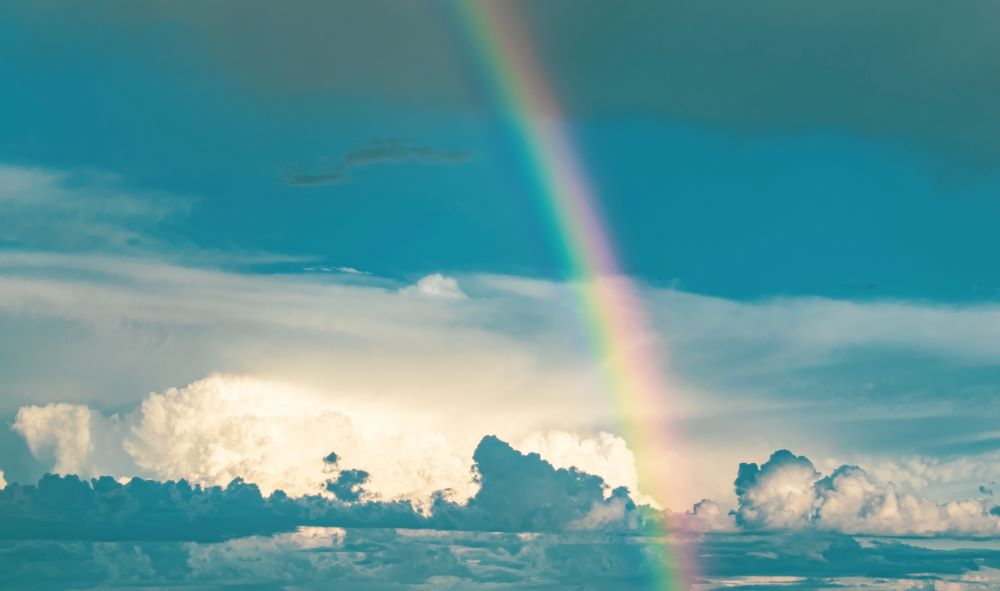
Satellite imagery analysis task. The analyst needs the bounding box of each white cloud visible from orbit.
[13,403,133,477]
[733,450,1000,537]
[11,374,659,511]
[685,498,738,532]
[14,375,480,504]
[0,469,5,490]
[400,273,466,300]
[336,266,370,275]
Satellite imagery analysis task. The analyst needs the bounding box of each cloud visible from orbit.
[283,140,470,186]
[444,435,647,533]
[6,435,1000,588]
[400,273,467,300]
[0,433,651,542]
[7,254,1000,507]
[732,450,1000,537]
[684,499,737,533]
[12,1,1000,168]
[5,480,1000,589]
[14,375,479,504]
[13,403,133,478]
[0,164,188,251]
[10,374,653,510]
[0,470,5,490]
[515,430,647,504]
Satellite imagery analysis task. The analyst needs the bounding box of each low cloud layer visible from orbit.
[5,444,1000,589]
[4,528,1000,591]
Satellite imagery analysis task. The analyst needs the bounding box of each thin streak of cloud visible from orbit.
[283,140,471,187]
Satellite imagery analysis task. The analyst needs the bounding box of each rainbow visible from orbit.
[453,2,694,589]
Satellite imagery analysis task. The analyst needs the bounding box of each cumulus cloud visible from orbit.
[449,435,648,533]
[0,469,5,490]
[516,430,647,504]
[400,273,466,300]
[684,499,737,533]
[13,403,134,478]
[0,434,652,542]
[732,450,1000,537]
[15,375,478,504]
[283,140,470,187]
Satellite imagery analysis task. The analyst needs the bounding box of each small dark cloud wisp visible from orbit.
[283,140,471,187]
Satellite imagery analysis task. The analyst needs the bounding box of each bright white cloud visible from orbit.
[0,469,5,490]
[14,375,480,503]
[12,374,658,509]
[13,403,134,477]
[732,450,1000,537]
[400,273,466,300]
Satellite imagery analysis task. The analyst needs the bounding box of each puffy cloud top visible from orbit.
[400,273,466,300]
[732,450,1000,537]
[14,375,478,504]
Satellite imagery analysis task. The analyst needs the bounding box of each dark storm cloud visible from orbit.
[283,141,471,187]
[9,0,1000,168]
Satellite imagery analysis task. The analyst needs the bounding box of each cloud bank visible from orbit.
[11,378,1000,539]
[0,434,651,542]
[5,438,1000,589]
[12,374,641,508]
[5,249,1000,508]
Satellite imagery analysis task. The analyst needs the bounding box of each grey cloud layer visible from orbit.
[10,1,1000,167]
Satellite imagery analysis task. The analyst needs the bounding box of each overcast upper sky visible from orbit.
[2,2,1000,589]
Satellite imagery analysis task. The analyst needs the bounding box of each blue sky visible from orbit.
[2,2,1000,589]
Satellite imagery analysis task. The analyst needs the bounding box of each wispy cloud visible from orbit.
[282,140,471,186]
[0,164,190,251]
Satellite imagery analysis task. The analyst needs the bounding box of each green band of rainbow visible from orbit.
[453,2,693,589]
